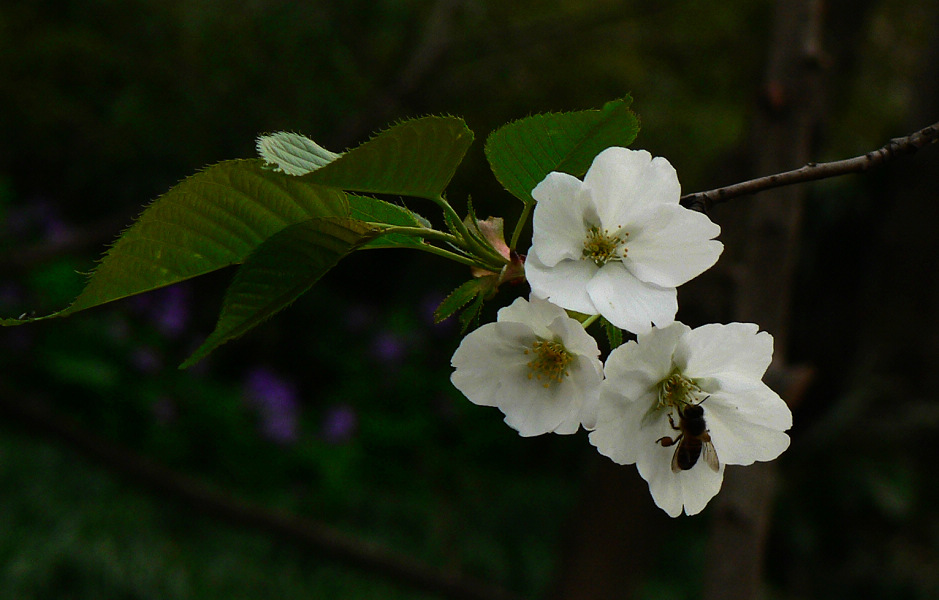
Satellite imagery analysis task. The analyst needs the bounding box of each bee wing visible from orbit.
[702,440,720,472]
[670,447,683,473]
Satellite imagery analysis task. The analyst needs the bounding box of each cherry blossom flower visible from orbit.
[525,147,723,334]
[589,322,792,517]
[450,296,603,436]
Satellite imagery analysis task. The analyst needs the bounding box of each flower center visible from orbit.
[525,339,573,388]
[582,226,627,267]
[657,371,704,409]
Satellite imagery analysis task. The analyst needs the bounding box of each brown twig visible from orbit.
[680,120,939,212]
[0,388,526,600]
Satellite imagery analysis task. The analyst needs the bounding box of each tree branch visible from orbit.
[681,120,939,211]
[0,387,526,600]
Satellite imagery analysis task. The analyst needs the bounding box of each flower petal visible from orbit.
[589,389,654,466]
[531,172,594,267]
[450,321,535,408]
[704,387,792,465]
[525,249,598,316]
[584,148,681,227]
[635,433,725,517]
[624,204,723,287]
[675,323,774,388]
[547,312,604,429]
[500,375,586,436]
[451,320,583,436]
[602,322,688,399]
[586,264,677,333]
[451,296,604,437]
[547,311,602,358]
[497,295,567,339]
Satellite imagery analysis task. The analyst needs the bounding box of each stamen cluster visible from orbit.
[657,371,703,409]
[525,339,573,387]
[582,226,627,267]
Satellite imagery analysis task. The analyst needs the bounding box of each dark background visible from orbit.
[1,0,938,598]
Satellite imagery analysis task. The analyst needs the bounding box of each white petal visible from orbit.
[703,387,792,465]
[496,296,566,339]
[525,249,598,316]
[584,148,681,226]
[585,264,677,334]
[601,322,688,399]
[675,323,774,388]
[500,376,584,436]
[450,321,535,408]
[547,312,604,430]
[450,320,585,437]
[531,172,594,267]
[635,431,725,517]
[451,298,604,437]
[624,204,723,287]
[588,388,655,466]
[564,355,605,431]
[547,311,602,358]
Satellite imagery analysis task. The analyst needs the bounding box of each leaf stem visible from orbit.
[509,203,532,251]
[375,225,461,245]
[432,196,508,267]
[369,224,499,269]
[580,314,600,329]
[414,244,494,270]
[376,224,505,270]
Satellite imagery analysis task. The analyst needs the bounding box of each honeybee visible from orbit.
[655,397,720,473]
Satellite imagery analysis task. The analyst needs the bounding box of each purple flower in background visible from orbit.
[5,197,73,244]
[420,292,456,336]
[370,330,408,366]
[131,346,163,374]
[152,396,177,424]
[244,366,300,444]
[151,284,191,338]
[320,403,358,444]
[42,215,71,245]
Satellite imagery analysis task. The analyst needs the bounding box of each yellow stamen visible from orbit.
[657,371,704,408]
[582,225,627,267]
[525,340,573,388]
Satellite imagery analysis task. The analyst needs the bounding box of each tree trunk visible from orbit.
[702,1,826,598]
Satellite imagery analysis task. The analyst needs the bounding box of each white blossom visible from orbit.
[450,296,603,436]
[525,147,723,334]
[589,322,792,517]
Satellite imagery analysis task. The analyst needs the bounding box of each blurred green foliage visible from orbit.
[2,0,939,599]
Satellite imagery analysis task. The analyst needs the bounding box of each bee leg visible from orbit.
[666,412,680,431]
[655,434,681,447]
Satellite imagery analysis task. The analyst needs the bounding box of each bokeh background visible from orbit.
[1,0,938,598]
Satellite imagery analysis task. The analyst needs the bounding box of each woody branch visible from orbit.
[681,120,939,212]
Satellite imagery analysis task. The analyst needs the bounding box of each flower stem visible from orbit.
[374,225,460,245]
[580,314,600,329]
[368,224,501,270]
[413,244,493,269]
[509,203,533,251]
[433,196,509,267]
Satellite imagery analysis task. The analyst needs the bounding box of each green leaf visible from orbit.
[485,97,640,205]
[434,278,489,323]
[181,218,376,368]
[2,160,350,325]
[347,194,429,250]
[602,317,624,350]
[458,292,487,333]
[302,116,474,200]
[256,131,342,175]
[434,274,501,332]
